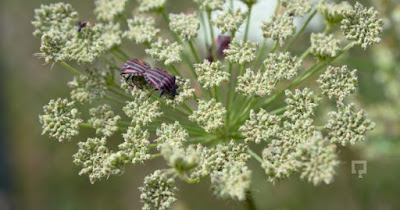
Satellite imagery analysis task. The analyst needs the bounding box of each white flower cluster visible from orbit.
[224,39,257,64]
[124,16,160,44]
[169,13,200,41]
[68,68,108,104]
[123,87,163,126]
[189,99,226,132]
[240,109,281,144]
[212,9,246,34]
[119,125,151,163]
[39,98,82,142]
[325,103,375,146]
[310,33,341,59]
[94,0,127,22]
[139,170,177,210]
[341,2,384,49]
[237,52,300,96]
[145,38,183,65]
[137,0,166,13]
[194,60,230,88]
[262,14,295,46]
[281,0,312,16]
[317,65,357,102]
[88,104,121,137]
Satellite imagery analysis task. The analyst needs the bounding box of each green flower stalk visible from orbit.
[34,0,382,209]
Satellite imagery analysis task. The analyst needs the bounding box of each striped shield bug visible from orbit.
[144,68,179,98]
[207,35,231,62]
[120,59,151,86]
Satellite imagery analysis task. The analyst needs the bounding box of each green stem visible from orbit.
[188,40,201,63]
[59,61,81,76]
[79,122,93,128]
[214,86,219,102]
[248,148,263,163]
[244,4,253,42]
[251,39,267,71]
[270,106,287,115]
[149,144,157,149]
[206,10,217,61]
[100,55,119,70]
[108,87,132,100]
[114,47,130,61]
[284,9,317,52]
[104,95,125,105]
[150,154,162,159]
[200,11,210,49]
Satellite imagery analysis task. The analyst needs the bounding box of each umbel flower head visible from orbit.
[298,131,339,185]
[284,88,320,122]
[123,87,162,126]
[194,0,224,11]
[137,0,166,13]
[72,137,111,184]
[98,22,122,50]
[189,99,226,132]
[94,0,127,22]
[224,39,257,65]
[139,170,177,210]
[262,14,295,46]
[169,13,200,41]
[194,60,230,88]
[281,0,312,17]
[88,104,121,137]
[341,2,384,49]
[310,33,341,59]
[212,8,246,34]
[124,16,160,44]
[317,65,358,102]
[240,109,281,144]
[325,103,375,146]
[120,125,151,164]
[210,161,251,201]
[39,98,82,142]
[62,23,105,64]
[68,68,108,104]
[145,38,183,65]
[38,30,70,63]
[237,53,299,96]
[32,2,78,38]
[318,1,352,25]
[155,121,188,150]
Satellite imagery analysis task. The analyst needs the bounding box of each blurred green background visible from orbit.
[0,0,399,209]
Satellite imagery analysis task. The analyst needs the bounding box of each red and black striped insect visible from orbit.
[144,68,179,98]
[207,35,231,62]
[120,58,151,85]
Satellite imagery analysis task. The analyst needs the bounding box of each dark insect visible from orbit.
[120,59,151,86]
[77,21,88,32]
[144,68,179,98]
[207,35,231,62]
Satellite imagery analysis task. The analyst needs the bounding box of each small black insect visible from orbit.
[77,21,88,32]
